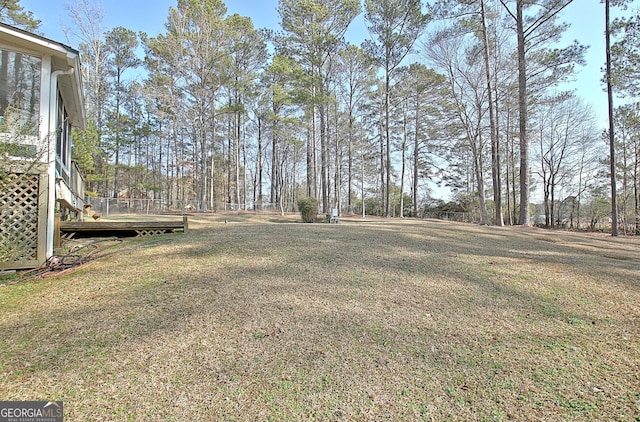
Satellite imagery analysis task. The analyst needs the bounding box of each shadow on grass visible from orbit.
[1,218,638,419]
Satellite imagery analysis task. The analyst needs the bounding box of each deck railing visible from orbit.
[70,161,84,200]
[55,157,85,212]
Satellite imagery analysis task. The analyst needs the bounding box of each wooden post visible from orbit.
[54,213,61,250]
[37,172,49,266]
[183,215,189,233]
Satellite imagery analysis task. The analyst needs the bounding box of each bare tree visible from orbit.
[532,94,597,228]
[423,28,490,225]
[63,0,110,194]
[499,0,583,225]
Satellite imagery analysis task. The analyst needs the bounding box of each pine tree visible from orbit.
[276,0,360,212]
[499,0,585,225]
[363,0,429,217]
[104,27,140,198]
[0,0,40,31]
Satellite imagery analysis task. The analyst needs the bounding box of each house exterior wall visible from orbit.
[0,162,48,270]
[0,23,86,268]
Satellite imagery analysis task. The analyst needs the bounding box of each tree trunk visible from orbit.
[362,149,366,218]
[271,119,278,205]
[473,137,489,225]
[400,99,408,218]
[199,106,208,212]
[226,105,233,209]
[320,104,329,213]
[605,0,619,236]
[635,139,639,234]
[235,108,242,211]
[516,0,530,225]
[242,112,247,211]
[413,91,420,218]
[333,101,341,212]
[385,67,391,217]
[256,116,263,209]
[480,0,503,226]
[379,114,385,216]
[348,104,354,214]
[113,71,122,199]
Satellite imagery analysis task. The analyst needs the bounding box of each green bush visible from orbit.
[297,197,319,223]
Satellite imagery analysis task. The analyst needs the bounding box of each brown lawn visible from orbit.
[1,216,639,421]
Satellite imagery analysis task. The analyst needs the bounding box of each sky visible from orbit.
[18,0,637,128]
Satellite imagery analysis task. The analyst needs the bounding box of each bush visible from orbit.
[297,197,319,223]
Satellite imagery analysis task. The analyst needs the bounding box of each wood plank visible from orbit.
[59,220,187,239]
[54,213,61,249]
[0,260,40,270]
[37,172,49,267]
[60,221,185,231]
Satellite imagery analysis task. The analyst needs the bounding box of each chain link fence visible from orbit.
[421,211,480,224]
[83,197,482,225]
[84,198,285,216]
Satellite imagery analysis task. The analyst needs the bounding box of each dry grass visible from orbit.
[1,216,639,421]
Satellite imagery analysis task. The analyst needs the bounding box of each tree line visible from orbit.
[4,0,640,231]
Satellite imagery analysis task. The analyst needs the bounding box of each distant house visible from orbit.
[0,22,86,269]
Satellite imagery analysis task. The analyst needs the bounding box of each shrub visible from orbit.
[297,197,319,223]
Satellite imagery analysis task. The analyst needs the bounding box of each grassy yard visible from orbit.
[1,216,639,421]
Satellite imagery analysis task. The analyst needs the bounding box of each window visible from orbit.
[56,92,71,167]
[0,48,40,137]
[0,48,40,159]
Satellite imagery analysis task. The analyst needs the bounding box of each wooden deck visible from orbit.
[59,216,188,239]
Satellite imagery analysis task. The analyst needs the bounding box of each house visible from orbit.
[0,22,86,269]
